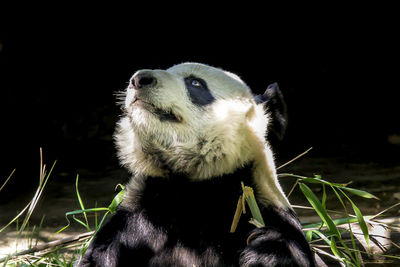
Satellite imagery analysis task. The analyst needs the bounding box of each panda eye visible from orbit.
[184,76,208,91]
[191,79,202,87]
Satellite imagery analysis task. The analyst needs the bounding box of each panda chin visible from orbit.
[134,98,182,122]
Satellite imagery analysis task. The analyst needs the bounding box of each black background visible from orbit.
[1,9,399,198]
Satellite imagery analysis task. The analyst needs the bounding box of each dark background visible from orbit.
[1,12,399,200]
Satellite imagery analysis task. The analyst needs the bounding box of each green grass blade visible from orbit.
[35,215,46,247]
[378,254,400,260]
[299,183,341,238]
[50,252,64,266]
[95,201,98,228]
[79,211,111,256]
[57,220,71,234]
[0,169,16,191]
[75,175,90,231]
[57,208,110,233]
[0,204,31,233]
[20,160,56,233]
[73,215,90,229]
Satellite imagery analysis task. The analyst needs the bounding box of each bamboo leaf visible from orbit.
[330,185,346,209]
[230,195,243,233]
[322,184,327,210]
[66,208,110,215]
[299,183,341,238]
[306,230,313,242]
[340,189,370,249]
[285,173,378,200]
[297,177,327,184]
[330,185,361,264]
[108,187,125,213]
[282,174,347,187]
[242,185,265,227]
[330,236,341,258]
[330,236,351,266]
[249,218,265,228]
[329,237,356,267]
[340,187,379,200]
[302,216,360,230]
[313,230,332,246]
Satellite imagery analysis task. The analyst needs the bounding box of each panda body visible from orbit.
[79,63,315,267]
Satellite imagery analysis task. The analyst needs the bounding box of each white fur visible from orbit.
[115,62,290,209]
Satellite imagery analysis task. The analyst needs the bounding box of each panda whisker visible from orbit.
[114,90,127,106]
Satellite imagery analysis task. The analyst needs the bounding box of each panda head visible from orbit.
[116,63,277,181]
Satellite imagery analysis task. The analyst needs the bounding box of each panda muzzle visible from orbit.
[133,97,182,123]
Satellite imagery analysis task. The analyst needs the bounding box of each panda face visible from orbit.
[116,63,269,179]
[124,63,253,125]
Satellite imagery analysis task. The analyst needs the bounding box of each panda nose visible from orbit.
[131,71,157,89]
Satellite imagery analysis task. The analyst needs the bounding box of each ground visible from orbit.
[1,156,399,265]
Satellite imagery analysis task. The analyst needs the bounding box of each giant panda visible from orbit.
[78,63,316,267]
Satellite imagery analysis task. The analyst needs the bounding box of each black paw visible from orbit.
[239,228,314,267]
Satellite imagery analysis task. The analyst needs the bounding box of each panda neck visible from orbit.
[122,163,256,210]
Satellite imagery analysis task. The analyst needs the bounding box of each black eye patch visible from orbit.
[184,76,215,106]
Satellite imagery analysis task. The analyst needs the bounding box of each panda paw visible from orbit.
[239,228,314,267]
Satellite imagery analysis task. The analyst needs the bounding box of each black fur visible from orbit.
[184,75,215,106]
[255,83,288,141]
[79,164,315,267]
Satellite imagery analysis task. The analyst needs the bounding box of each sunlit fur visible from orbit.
[115,62,290,209]
[78,62,316,267]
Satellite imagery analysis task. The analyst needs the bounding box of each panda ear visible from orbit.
[254,82,288,141]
